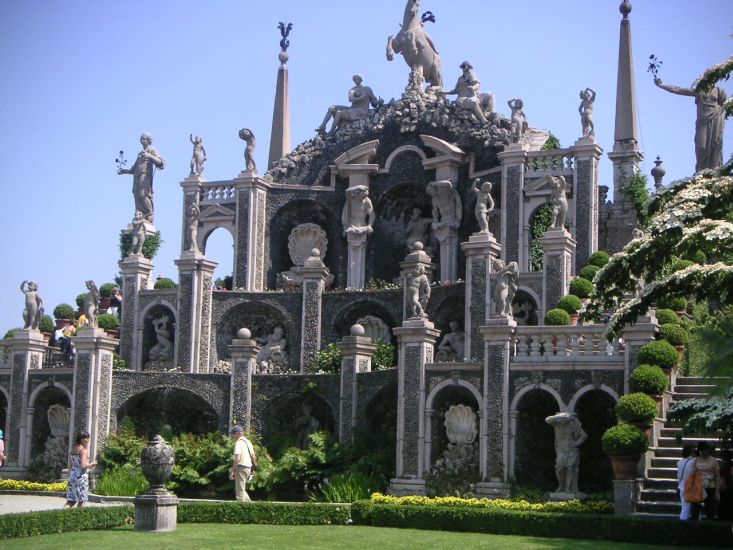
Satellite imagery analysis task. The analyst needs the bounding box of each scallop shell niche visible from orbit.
[444,404,478,445]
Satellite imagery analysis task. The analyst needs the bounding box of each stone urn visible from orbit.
[140,434,175,494]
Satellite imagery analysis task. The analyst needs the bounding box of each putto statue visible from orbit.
[341,185,375,236]
[184,202,200,254]
[117,133,165,224]
[83,280,100,328]
[545,412,588,496]
[654,77,727,171]
[405,263,430,319]
[444,61,490,124]
[20,280,44,330]
[239,128,257,173]
[130,210,146,257]
[317,75,383,136]
[189,134,207,176]
[578,87,596,138]
[549,176,568,229]
[148,314,174,362]
[386,0,443,91]
[508,99,528,142]
[427,180,462,229]
[492,259,519,317]
[470,178,494,234]
[256,326,287,364]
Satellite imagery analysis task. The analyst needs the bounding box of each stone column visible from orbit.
[477,317,516,498]
[571,138,603,270]
[233,174,269,291]
[433,225,459,284]
[539,228,576,320]
[175,256,218,373]
[71,328,117,461]
[337,324,377,443]
[461,232,502,362]
[390,319,440,496]
[7,330,46,468]
[119,255,154,370]
[228,328,260,433]
[498,144,527,267]
[180,175,204,255]
[346,231,369,289]
[300,249,330,372]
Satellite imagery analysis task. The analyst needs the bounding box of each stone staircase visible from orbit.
[634,376,719,518]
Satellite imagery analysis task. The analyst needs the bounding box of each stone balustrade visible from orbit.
[200,181,236,204]
[526,148,574,175]
[512,325,624,361]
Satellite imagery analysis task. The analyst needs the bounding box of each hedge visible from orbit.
[350,502,731,547]
[178,502,350,525]
[0,479,67,492]
[0,506,133,539]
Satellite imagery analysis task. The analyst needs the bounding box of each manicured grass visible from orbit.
[0,524,702,549]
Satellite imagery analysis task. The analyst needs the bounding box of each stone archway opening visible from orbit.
[574,389,617,492]
[28,386,71,482]
[203,226,235,290]
[513,388,558,491]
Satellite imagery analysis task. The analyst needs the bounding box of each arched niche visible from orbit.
[512,388,559,491]
[215,301,293,363]
[572,387,617,493]
[268,199,341,289]
[430,290,466,356]
[140,304,176,371]
[512,288,539,326]
[28,386,71,468]
[330,299,398,344]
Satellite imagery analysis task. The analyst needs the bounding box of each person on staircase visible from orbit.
[692,441,721,520]
[677,443,696,520]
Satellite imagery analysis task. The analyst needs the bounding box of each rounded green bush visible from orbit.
[3,328,22,339]
[658,296,688,312]
[588,251,610,268]
[615,393,659,423]
[154,277,177,289]
[637,340,679,370]
[99,283,117,298]
[544,308,571,326]
[659,324,689,347]
[690,250,707,264]
[76,293,88,308]
[602,423,649,456]
[39,315,55,333]
[672,259,694,273]
[579,265,600,281]
[556,295,583,314]
[654,309,679,326]
[53,303,76,320]
[569,278,594,299]
[629,364,668,395]
[97,314,120,331]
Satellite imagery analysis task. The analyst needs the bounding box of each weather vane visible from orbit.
[278,21,293,52]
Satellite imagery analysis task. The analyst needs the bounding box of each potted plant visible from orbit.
[601,423,648,480]
[154,277,177,289]
[587,250,610,268]
[556,295,583,325]
[39,315,55,343]
[99,283,116,312]
[637,340,679,371]
[569,277,594,299]
[544,308,571,326]
[654,309,679,326]
[52,304,76,329]
[659,323,689,359]
[579,264,600,282]
[615,392,658,435]
[629,364,668,397]
[97,313,120,338]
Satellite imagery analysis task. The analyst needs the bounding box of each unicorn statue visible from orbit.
[386,0,443,92]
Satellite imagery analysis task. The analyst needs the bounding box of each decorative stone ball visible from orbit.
[350,324,365,337]
[278,51,289,65]
[237,328,251,340]
[310,248,321,258]
[619,0,631,17]
[413,241,424,251]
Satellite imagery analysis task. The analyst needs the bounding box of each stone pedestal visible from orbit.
[7,330,46,467]
[228,331,260,433]
[613,479,639,516]
[71,328,117,461]
[337,326,377,443]
[134,493,179,532]
[233,174,269,290]
[621,314,659,393]
[570,138,603,270]
[119,255,154,370]
[389,319,440,496]
[461,232,502,362]
[549,491,586,501]
[477,317,516,497]
[346,231,369,290]
[539,228,576,319]
[175,256,218,373]
[300,251,330,372]
[498,144,528,266]
[433,225,458,284]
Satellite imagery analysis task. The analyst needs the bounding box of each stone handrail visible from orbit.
[512,325,624,361]
[526,148,574,174]
[200,181,236,204]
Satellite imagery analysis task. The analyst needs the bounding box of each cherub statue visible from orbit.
[549,176,568,229]
[508,98,528,142]
[189,134,207,176]
[405,264,430,319]
[470,178,494,234]
[256,326,287,363]
[341,185,375,236]
[20,280,44,330]
[578,88,596,138]
[130,210,146,256]
[83,280,100,328]
[492,259,519,317]
[239,128,256,173]
[184,202,200,254]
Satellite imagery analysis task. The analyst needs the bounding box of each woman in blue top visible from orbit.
[64,431,97,508]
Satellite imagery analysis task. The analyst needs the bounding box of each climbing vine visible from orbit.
[620,170,650,227]
[529,203,554,271]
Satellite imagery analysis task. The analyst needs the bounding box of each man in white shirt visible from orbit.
[229,425,257,502]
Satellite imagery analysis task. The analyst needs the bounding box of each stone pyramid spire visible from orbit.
[268,22,292,169]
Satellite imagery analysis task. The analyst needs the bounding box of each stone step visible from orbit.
[647,466,678,479]
[675,376,725,386]
[656,435,719,448]
[674,385,713,394]
[636,500,680,513]
[651,447,683,458]
[642,478,677,490]
[632,511,679,519]
[672,392,709,400]
[650,457,680,469]
[640,488,679,503]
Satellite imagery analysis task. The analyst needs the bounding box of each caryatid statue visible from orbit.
[83,280,100,328]
[549,176,568,229]
[426,180,462,230]
[444,61,492,124]
[20,280,44,330]
[317,75,383,136]
[470,178,494,234]
[341,185,375,236]
[184,202,201,254]
[654,77,727,172]
[117,133,165,224]
[386,0,443,91]
[545,412,588,495]
[578,87,596,137]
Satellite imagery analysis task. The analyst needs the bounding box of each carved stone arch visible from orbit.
[381,145,428,174]
[427,287,466,346]
[328,298,398,345]
[27,383,72,466]
[512,286,540,326]
[567,384,619,412]
[200,223,236,255]
[28,380,73,408]
[510,383,565,413]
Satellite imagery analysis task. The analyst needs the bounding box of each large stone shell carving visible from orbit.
[47,404,70,439]
[356,315,392,343]
[288,223,328,267]
[444,404,478,445]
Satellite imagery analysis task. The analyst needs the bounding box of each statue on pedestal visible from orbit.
[508,99,528,143]
[578,88,596,137]
[470,178,494,234]
[405,264,430,319]
[189,134,207,176]
[239,128,257,173]
[549,176,568,229]
[20,280,44,330]
[436,320,465,362]
[545,412,587,496]
[83,280,100,328]
[317,75,383,136]
[341,185,375,236]
[404,208,433,251]
[492,259,519,317]
[130,210,146,257]
[117,133,165,223]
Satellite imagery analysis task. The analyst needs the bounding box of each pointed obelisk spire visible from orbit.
[268,22,292,169]
[608,0,643,202]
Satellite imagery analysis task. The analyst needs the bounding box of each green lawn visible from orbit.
[0,524,705,550]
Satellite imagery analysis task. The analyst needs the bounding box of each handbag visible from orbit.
[684,460,705,503]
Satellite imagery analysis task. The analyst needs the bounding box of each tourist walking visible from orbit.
[229,426,257,502]
[677,443,696,520]
[691,441,720,520]
[64,431,97,508]
[718,449,733,520]
[0,430,5,467]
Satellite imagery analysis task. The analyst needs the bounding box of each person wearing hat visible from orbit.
[229,426,257,502]
[444,61,488,124]
[0,429,5,467]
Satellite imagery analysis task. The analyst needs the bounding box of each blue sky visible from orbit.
[0,0,730,334]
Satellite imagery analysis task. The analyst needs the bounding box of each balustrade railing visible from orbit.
[526,148,574,174]
[513,325,623,361]
[200,182,236,204]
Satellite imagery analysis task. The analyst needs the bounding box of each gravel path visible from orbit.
[0,494,126,515]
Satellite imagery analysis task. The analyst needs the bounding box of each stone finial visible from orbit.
[651,156,666,192]
[414,241,424,251]
[236,327,252,340]
[350,324,366,337]
[619,0,631,19]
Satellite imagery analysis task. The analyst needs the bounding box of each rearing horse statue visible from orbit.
[386,0,443,91]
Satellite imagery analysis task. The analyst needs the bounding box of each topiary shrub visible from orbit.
[53,303,75,320]
[97,314,120,331]
[615,393,658,424]
[658,296,688,312]
[672,259,694,273]
[76,293,88,309]
[659,324,689,347]
[587,251,610,268]
[569,278,594,299]
[544,308,571,326]
[637,340,679,370]
[99,283,117,298]
[629,365,668,395]
[556,295,583,314]
[601,423,649,456]
[154,277,177,289]
[579,265,600,281]
[3,328,22,339]
[39,315,54,333]
[654,309,679,326]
